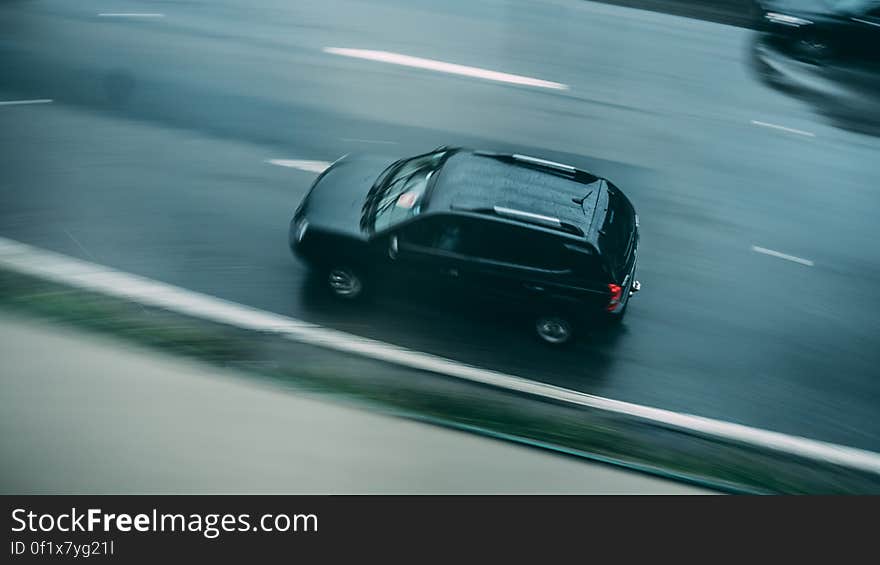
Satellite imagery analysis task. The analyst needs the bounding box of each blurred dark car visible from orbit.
[754,0,880,68]
[289,147,640,345]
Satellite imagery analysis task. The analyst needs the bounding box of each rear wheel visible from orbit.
[535,315,574,346]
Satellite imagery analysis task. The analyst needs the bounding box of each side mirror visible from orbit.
[389,235,399,259]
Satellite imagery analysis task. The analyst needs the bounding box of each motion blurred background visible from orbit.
[1,0,879,493]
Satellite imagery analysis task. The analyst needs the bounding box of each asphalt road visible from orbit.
[2,0,879,452]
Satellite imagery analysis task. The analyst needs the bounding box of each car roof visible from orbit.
[426,150,604,241]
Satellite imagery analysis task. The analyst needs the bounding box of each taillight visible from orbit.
[606,283,622,312]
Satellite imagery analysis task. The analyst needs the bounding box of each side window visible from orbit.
[400,216,468,255]
[433,221,467,253]
[467,222,571,271]
[401,217,574,272]
[463,221,513,263]
[400,218,437,247]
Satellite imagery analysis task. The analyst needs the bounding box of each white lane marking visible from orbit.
[0,99,53,106]
[750,120,815,137]
[341,138,398,145]
[751,246,815,267]
[0,237,878,475]
[265,159,331,173]
[324,47,569,91]
[98,13,165,18]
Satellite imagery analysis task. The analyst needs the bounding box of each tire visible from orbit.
[326,266,365,300]
[534,315,574,346]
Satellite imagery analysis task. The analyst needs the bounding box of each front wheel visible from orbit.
[534,315,574,346]
[327,266,365,300]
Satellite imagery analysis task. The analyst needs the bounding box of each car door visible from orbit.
[385,215,472,303]
[389,216,523,310]
[451,221,591,315]
[512,237,609,316]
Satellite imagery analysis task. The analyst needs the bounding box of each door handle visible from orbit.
[524,283,545,292]
[448,268,460,277]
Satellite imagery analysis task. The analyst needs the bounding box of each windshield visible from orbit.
[367,150,449,232]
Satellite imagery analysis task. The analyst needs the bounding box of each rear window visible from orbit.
[598,186,635,280]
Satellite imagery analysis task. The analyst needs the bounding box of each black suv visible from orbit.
[753,0,880,69]
[289,147,640,345]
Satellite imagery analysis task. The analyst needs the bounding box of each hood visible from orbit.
[299,153,398,240]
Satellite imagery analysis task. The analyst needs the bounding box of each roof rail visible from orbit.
[452,205,584,236]
[472,150,599,184]
[510,154,576,173]
[497,206,585,236]
[493,206,560,225]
